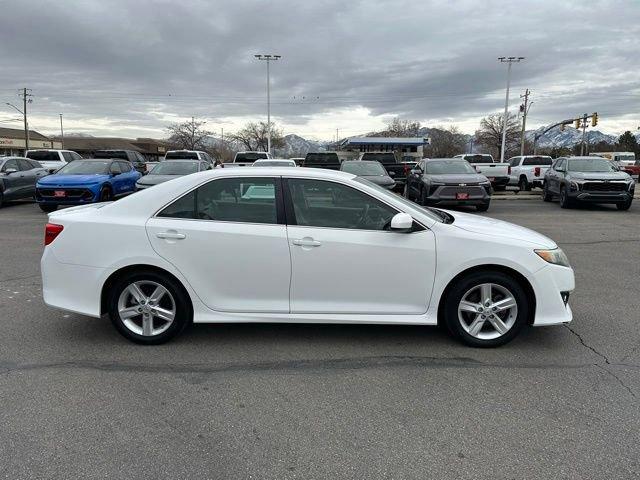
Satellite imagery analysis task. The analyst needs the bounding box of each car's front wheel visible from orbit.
[559,186,572,209]
[99,186,113,202]
[542,183,553,202]
[476,202,490,212]
[616,199,633,211]
[443,271,529,347]
[107,270,191,344]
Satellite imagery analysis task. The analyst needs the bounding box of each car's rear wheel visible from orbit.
[542,183,553,202]
[0,191,4,208]
[403,183,411,200]
[518,176,530,191]
[616,199,633,211]
[99,186,113,202]
[107,271,191,344]
[419,186,427,205]
[39,204,57,212]
[444,271,529,347]
[476,202,490,212]
[559,186,572,209]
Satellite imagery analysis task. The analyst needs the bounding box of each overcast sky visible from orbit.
[0,0,638,140]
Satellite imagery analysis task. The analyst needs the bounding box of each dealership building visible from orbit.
[0,127,62,156]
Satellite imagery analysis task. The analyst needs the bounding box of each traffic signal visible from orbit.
[592,112,598,127]
[575,119,581,129]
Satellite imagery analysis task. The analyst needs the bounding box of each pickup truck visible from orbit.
[303,152,342,170]
[589,152,639,180]
[228,151,272,167]
[25,149,83,173]
[454,154,510,190]
[358,152,416,191]
[507,155,553,190]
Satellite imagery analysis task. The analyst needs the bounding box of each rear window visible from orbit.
[522,156,552,166]
[304,153,340,164]
[464,155,494,164]
[360,153,396,164]
[94,150,128,160]
[235,152,268,162]
[26,151,61,161]
[166,151,199,160]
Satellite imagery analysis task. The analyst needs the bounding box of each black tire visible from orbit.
[616,199,633,211]
[476,202,490,212]
[39,204,57,212]
[559,186,572,209]
[518,176,531,191]
[542,183,553,202]
[443,270,530,348]
[99,186,113,202]
[107,270,191,345]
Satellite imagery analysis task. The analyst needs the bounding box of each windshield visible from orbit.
[235,152,268,162]
[464,155,494,164]
[166,151,199,160]
[253,160,295,167]
[354,177,443,223]
[150,161,200,175]
[425,160,475,174]
[94,151,127,160]
[26,151,61,161]
[568,158,617,172]
[341,161,386,175]
[304,153,339,164]
[57,160,110,175]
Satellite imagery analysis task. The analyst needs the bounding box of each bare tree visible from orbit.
[166,118,212,150]
[425,126,468,157]
[228,121,285,152]
[475,113,520,160]
[382,117,422,137]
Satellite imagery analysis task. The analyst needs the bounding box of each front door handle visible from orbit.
[292,238,321,247]
[156,231,186,240]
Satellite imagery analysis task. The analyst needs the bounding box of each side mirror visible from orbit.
[410,168,422,175]
[390,212,413,232]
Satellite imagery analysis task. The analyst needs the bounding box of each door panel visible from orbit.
[287,226,436,314]
[147,218,291,312]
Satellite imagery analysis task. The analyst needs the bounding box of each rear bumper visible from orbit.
[487,176,510,186]
[530,264,574,326]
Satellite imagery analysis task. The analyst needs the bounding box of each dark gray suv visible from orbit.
[543,156,635,210]
[405,158,492,211]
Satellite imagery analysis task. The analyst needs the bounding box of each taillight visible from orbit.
[44,223,64,246]
[534,166,541,177]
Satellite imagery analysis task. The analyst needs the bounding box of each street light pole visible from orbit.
[254,54,281,155]
[498,57,524,163]
[6,100,29,153]
[59,113,64,149]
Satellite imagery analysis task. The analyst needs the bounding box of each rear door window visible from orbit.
[17,159,34,171]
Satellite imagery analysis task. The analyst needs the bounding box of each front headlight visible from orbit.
[569,181,580,191]
[535,248,571,267]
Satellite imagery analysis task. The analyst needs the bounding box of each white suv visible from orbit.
[25,149,83,173]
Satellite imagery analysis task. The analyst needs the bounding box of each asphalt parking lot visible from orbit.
[1,198,639,479]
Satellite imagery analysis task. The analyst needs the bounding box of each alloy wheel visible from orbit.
[457,283,518,340]
[117,280,176,336]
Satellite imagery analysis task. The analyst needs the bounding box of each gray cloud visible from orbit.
[0,0,638,138]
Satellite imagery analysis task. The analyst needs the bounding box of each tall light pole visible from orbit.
[254,54,281,154]
[498,57,524,163]
[59,113,64,149]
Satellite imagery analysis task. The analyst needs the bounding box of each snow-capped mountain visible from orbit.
[525,126,617,149]
[274,134,327,157]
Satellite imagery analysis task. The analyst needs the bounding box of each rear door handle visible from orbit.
[156,231,186,240]
[292,238,321,247]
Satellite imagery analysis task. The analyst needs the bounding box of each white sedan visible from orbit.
[41,168,574,347]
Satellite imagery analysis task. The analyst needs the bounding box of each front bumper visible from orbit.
[568,190,633,204]
[35,187,98,205]
[530,263,574,326]
[425,184,491,206]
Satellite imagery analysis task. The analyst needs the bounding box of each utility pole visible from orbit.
[519,89,532,156]
[580,113,588,156]
[254,54,281,154]
[59,113,64,149]
[221,127,224,144]
[498,57,524,163]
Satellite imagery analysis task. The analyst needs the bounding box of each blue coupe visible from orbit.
[36,159,141,212]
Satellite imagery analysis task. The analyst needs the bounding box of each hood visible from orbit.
[37,174,109,186]
[137,174,180,186]
[359,175,395,186]
[447,209,556,248]
[569,171,631,181]
[426,173,488,184]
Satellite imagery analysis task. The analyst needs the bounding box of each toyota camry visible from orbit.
[41,167,574,347]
